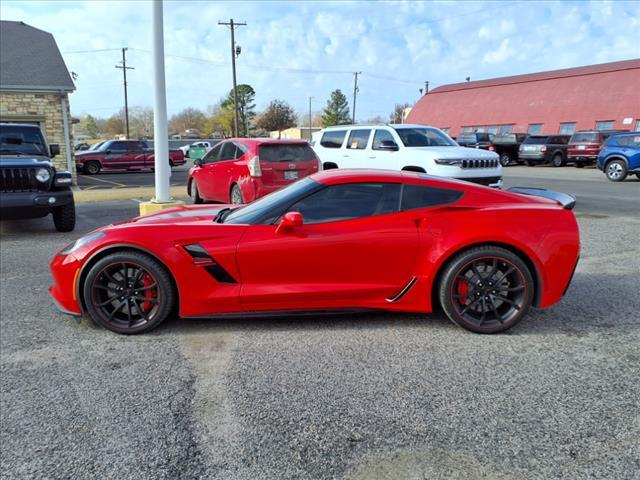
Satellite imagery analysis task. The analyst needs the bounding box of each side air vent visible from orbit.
[183,243,238,284]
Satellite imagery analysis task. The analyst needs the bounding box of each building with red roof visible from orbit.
[405,59,640,137]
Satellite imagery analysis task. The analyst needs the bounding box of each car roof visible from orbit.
[311,168,479,190]
[226,137,310,146]
[321,123,437,130]
[0,122,41,128]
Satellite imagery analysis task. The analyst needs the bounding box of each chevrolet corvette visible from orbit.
[49,169,580,334]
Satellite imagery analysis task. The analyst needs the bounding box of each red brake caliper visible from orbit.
[456,279,469,305]
[141,273,156,313]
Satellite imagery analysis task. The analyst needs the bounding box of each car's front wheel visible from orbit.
[551,153,564,167]
[83,251,176,334]
[438,246,534,334]
[84,161,101,175]
[52,201,76,232]
[605,160,627,182]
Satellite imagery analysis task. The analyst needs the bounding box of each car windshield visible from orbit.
[394,127,457,147]
[88,141,104,151]
[570,132,599,143]
[0,125,47,156]
[224,177,320,225]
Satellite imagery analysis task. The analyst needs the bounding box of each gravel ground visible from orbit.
[1,201,639,479]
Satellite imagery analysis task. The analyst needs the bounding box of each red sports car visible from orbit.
[49,170,580,334]
[187,138,320,205]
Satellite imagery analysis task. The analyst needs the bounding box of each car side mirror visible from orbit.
[378,140,399,151]
[276,211,303,234]
[50,144,60,157]
[105,149,111,154]
[193,158,203,166]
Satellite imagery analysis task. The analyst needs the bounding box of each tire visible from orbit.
[52,200,76,232]
[525,160,535,167]
[574,162,584,168]
[230,184,244,204]
[438,246,534,334]
[605,159,627,182]
[84,161,101,175]
[636,173,640,180]
[499,153,511,167]
[190,180,203,204]
[83,251,176,334]
[551,153,565,167]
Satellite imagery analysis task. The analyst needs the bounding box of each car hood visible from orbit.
[0,155,53,167]
[407,146,498,159]
[108,204,234,228]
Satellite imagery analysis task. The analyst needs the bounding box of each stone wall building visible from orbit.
[0,20,76,176]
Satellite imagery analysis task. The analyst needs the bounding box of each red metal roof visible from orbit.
[406,59,640,136]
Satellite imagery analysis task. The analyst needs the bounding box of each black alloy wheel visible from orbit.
[499,153,511,167]
[439,247,534,333]
[83,251,175,334]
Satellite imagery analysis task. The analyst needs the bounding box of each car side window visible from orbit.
[109,141,127,152]
[631,135,640,147]
[202,144,222,164]
[372,129,396,150]
[346,129,371,150]
[128,141,145,151]
[286,183,401,224]
[401,185,464,211]
[234,142,247,159]
[320,130,346,148]
[219,142,237,161]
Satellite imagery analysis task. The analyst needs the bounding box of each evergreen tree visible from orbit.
[221,84,256,136]
[321,89,351,127]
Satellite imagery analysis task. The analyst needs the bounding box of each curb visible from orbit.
[73,186,189,203]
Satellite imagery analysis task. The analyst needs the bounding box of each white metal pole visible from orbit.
[152,0,170,203]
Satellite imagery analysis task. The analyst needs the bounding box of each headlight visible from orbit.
[434,158,462,165]
[35,168,51,182]
[60,232,106,255]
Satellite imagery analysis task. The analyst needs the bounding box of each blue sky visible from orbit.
[3,0,639,122]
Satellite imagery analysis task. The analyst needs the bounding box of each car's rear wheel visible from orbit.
[84,161,101,175]
[52,201,76,232]
[230,184,244,204]
[606,160,627,182]
[438,246,534,334]
[525,160,535,166]
[190,180,203,204]
[551,153,564,167]
[574,163,584,168]
[83,251,175,334]
[635,173,640,180]
[499,153,511,167]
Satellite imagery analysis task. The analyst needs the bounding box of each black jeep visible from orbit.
[0,123,75,231]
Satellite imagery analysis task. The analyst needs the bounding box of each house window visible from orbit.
[595,120,614,131]
[475,126,486,133]
[635,119,640,132]
[461,127,472,133]
[559,122,577,135]
[487,126,499,134]
[499,125,514,134]
[528,124,543,134]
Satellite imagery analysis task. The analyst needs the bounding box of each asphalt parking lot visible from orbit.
[1,174,639,479]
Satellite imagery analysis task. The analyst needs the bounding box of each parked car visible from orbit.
[0,123,75,231]
[568,130,627,168]
[492,133,529,166]
[455,132,495,150]
[49,169,580,335]
[518,135,570,167]
[312,124,502,188]
[186,141,214,160]
[188,138,321,204]
[596,132,640,182]
[75,139,185,174]
[74,142,90,151]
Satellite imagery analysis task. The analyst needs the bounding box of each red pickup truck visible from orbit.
[75,140,185,174]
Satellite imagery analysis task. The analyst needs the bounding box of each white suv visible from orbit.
[312,124,502,188]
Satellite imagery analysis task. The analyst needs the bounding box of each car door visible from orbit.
[343,129,372,168]
[103,141,129,169]
[236,182,420,311]
[127,141,147,169]
[316,129,347,168]
[212,142,242,201]
[193,143,222,200]
[369,128,401,170]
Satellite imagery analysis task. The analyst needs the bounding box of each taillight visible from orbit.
[540,146,547,153]
[488,144,495,151]
[248,156,262,177]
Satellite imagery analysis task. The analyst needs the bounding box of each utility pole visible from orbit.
[308,96,313,140]
[352,71,361,124]
[219,19,246,137]
[115,48,134,138]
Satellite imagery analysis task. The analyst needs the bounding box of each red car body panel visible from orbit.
[49,170,580,320]
[75,140,185,172]
[188,138,320,203]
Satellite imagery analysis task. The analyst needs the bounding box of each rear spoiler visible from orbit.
[507,187,576,210]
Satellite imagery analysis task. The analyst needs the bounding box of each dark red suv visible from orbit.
[188,138,321,204]
[568,130,626,168]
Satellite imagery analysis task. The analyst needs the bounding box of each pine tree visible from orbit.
[321,89,351,127]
